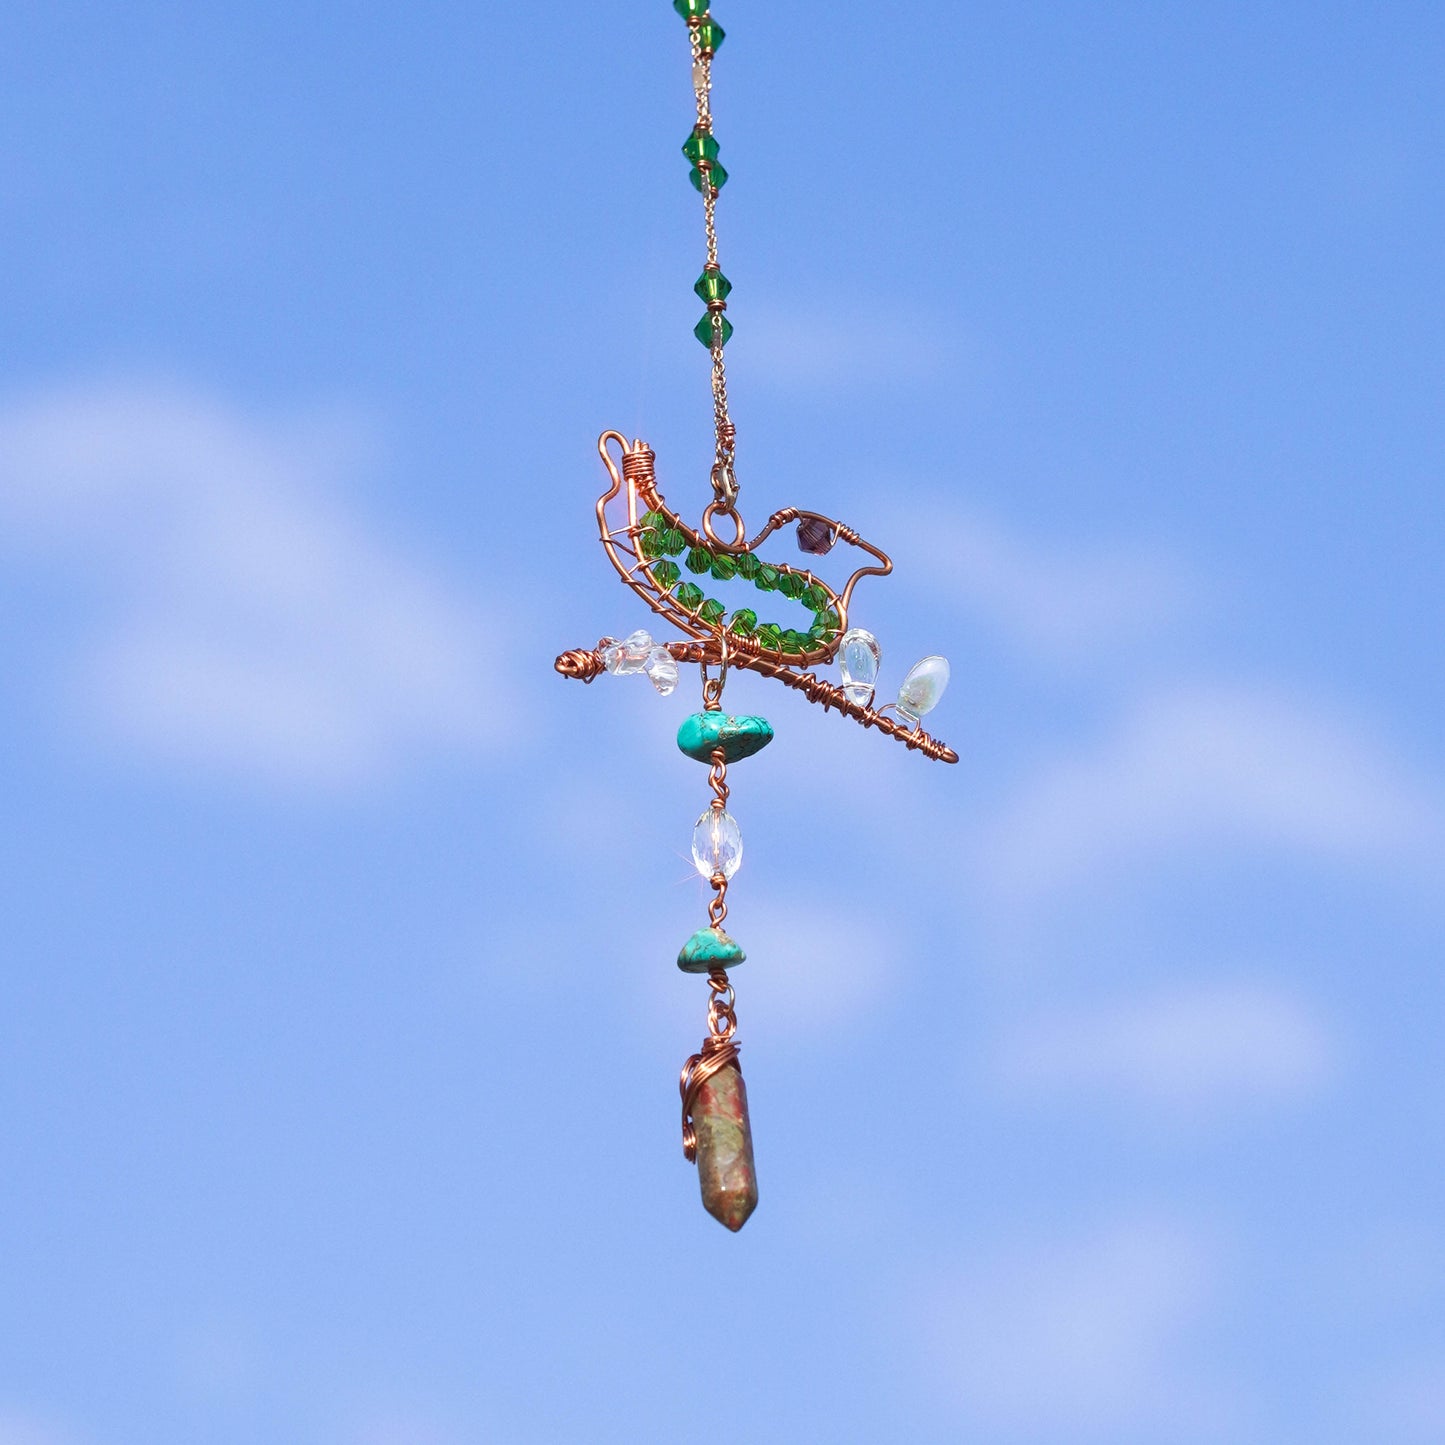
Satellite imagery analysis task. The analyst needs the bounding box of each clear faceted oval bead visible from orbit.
[692,807,743,881]
[896,655,950,723]
[838,627,882,706]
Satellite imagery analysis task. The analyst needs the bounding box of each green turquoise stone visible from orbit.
[676,581,704,611]
[685,545,713,574]
[677,926,747,973]
[677,711,775,764]
[653,559,681,588]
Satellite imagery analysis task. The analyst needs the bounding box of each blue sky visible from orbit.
[2,3,1443,1442]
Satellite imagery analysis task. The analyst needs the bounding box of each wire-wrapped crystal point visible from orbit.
[694,1064,758,1232]
[839,627,882,706]
[691,808,742,880]
[897,655,950,723]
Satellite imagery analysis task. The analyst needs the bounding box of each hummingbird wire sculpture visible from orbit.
[555,3,956,1231]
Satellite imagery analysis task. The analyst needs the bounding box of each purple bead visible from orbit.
[796,517,836,555]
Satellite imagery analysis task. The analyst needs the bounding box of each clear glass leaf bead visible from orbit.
[896,655,950,723]
[838,627,882,706]
[692,807,743,881]
[644,646,679,696]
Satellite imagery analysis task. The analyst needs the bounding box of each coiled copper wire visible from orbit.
[679,968,741,1161]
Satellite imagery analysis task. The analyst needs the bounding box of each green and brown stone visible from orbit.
[694,1064,758,1232]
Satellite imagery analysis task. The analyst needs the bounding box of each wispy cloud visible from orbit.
[886,501,1197,660]
[0,381,508,790]
[919,1216,1230,1440]
[973,683,1444,901]
[992,980,1336,1117]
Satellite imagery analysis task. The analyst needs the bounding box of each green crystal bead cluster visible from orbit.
[635,511,842,654]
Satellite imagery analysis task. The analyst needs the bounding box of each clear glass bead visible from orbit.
[897,655,950,723]
[603,628,654,676]
[644,645,679,696]
[839,627,882,706]
[692,807,742,881]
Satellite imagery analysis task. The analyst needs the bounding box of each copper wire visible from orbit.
[679,968,741,1162]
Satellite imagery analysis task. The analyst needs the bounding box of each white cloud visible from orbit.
[744,301,950,391]
[889,502,1196,659]
[920,1216,1229,1440]
[993,980,1336,1116]
[974,683,1444,900]
[0,381,508,790]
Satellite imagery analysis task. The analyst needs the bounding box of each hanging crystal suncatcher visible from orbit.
[555,4,957,1231]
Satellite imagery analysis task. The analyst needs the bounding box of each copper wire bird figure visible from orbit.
[555,431,958,765]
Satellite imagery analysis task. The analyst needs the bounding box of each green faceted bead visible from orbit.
[754,563,780,592]
[683,128,720,166]
[735,552,762,580]
[676,582,705,611]
[779,628,809,654]
[689,161,729,193]
[639,530,666,559]
[754,622,783,650]
[729,607,758,635]
[640,509,669,531]
[710,552,738,581]
[697,18,725,53]
[694,268,733,304]
[660,527,687,556]
[776,569,805,600]
[653,559,681,589]
[809,622,838,645]
[685,545,713,574]
[673,0,709,16]
[813,607,840,631]
[694,312,734,348]
[700,597,726,625]
[801,582,827,611]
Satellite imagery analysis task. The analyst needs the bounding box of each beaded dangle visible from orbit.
[556,3,957,1232]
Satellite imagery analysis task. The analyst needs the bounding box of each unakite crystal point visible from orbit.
[677,926,746,973]
[695,1064,758,1232]
[676,712,774,764]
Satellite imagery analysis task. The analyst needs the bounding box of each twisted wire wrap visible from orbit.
[679,968,741,1162]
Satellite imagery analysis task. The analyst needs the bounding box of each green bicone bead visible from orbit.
[776,569,805,600]
[653,559,681,589]
[694,312,734,348]
[696,18,725,53]
[809,623,838,646]
[728,607,758,634]
[678,926,746,974]
[754,563,780,592]
[755,622,783,650]
[710,552,738,581]
[801,582,827,611]
[700,597,726,625]
[813,607,840,631]
[673,0,710,17]
[660,527,687,556]
[779,628,810,654]
[639,530,667,559]
[689,161,729,193]
[640,509,669,531]
[683,128,720,166]
[694,268,733,304]
[676,582,704,611]
[735,551,762,580]
[685,545,713,574]
[677,711,775,764]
